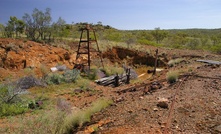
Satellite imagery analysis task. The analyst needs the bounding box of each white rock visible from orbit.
[51,67,58,72]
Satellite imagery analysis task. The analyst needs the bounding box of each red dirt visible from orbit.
[77,47,221,134]
[0,38,82,81]
[0,38,221,134]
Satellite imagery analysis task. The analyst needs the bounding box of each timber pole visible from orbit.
[153,49,158,75]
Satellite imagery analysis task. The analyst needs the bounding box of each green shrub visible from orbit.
[87,69,97,80]
[44,69,80,85]
[63,69,80,82]
[169,43,184,49]
[166,71,179,84]
[186,38,201,50]
[102,65,124,77]
[76,78,91,90]
[84,67,104,80]
[0,84,21,103]
[138,39,162,47]
[0,84,28,117]
[0,103,27,117]
[210,44,221,54]
[45,73,63,85]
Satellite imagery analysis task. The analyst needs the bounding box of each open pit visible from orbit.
[102,47,167,67]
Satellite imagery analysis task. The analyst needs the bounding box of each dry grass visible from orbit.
[166,70,179,84]
[1,98,112,134]
[168,58,185,67]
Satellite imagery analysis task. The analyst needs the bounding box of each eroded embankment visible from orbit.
[102,47,167,67]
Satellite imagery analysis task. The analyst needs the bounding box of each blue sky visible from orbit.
[0,0,221,30]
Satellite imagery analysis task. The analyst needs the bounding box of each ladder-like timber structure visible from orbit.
[76,24,104,70]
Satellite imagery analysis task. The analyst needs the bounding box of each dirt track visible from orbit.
[88,65,221,134]
[77,47,221,133]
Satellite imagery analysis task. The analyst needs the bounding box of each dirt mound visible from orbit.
[0,38,168,81]
[0,38,76,69]
[0,38,79,80]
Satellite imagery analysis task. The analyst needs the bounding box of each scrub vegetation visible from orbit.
[0,7,221,134]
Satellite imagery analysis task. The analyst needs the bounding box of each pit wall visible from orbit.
[102,47,167,67]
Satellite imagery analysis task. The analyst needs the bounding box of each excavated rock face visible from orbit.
[0,38,80,81]
[102,47,167,67]
[0,38,77,70]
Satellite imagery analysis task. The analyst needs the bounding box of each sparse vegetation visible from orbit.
[166,71,179,84]
[0,103,27,117]
[1,6,221,134]
[44,69,80,85]
[0,84,28,117]
[168,58,185,67]
[40,64,50,77]
[101,64,124,77]
[1,9,221,55]
[0,84,21,103]
[1,98,112,134]
[75,77,91,90]
[210,43,221,54]
[61,98,112,133]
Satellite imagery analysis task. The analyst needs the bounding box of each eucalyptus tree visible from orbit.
[151,27,168,43]
[15,19,25,37]
[210,35,221,45]
[52,17,67,39]
[5,17,15,37]
[22,8,52,41]
[4,16,25,38]
[22,13,36,40]
[0,23,4,37]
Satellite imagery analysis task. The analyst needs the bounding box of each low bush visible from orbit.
[101,65,124,77]
[0,103,27,117]
[0,84,20,103]
[45,73,63,85]
[83,67,106,80]
[44,69,80,85]
[210,44,221,54]
[0,84,28,117]
[166,71,179,84]
[168,58,185,67]
[138,39,162,47]
[76,78,91,90]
